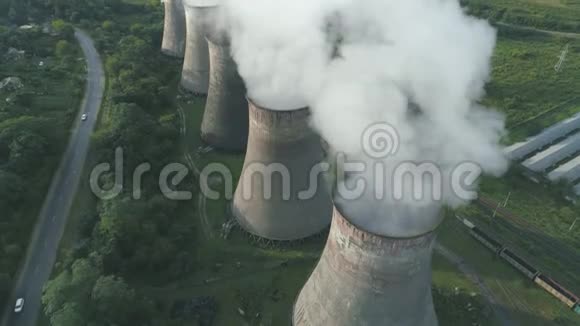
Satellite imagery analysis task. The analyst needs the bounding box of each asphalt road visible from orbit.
[1,29,105,326]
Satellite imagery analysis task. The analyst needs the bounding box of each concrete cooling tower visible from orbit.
[199,31,248,151]
[231,100,332,241]
[161,0,186,57]
[293,205,440,326]
[180,0,218,94]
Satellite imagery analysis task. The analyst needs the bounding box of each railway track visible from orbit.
[476,196,580,292]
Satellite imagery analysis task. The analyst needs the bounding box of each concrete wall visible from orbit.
[293,206,439,326]
[200,34,248,151]
[180,3,216,94]
[232,101,332,240]
[161,0,186,57]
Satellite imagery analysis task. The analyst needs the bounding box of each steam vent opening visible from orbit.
[231,98,333,241]
[293,205,440,326]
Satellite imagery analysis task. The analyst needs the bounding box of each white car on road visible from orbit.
[81,113,88,121]
[14,298,24,313]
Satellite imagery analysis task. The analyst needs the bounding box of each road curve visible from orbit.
[1,29,105,326]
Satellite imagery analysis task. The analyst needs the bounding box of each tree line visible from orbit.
[40,3,210,325]
[0,25,84,310]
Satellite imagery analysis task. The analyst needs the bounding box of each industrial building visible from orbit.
[522,132,580,172]
[231,100,332,241]
[293,206,439,326]
[200,30,248,151]
[161,0,186,57]
[547,155,580,183]
[504,112,580,161]
[180,0,218,94]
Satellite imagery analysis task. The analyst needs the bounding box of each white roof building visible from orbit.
[522,132,580,172]
[505,113,580,161]
[547,155,580,183]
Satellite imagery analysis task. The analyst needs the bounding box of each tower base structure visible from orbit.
[232,100,332,241]
[293,206,439,326]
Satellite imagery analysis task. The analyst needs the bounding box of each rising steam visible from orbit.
[219,0,508,236]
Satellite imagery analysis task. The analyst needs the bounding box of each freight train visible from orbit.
[459,216,580,315]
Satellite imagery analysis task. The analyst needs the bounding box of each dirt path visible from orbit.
[178,103,213,240]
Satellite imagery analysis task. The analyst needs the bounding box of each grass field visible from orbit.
[485,30,580,133]
[466,0,580,33]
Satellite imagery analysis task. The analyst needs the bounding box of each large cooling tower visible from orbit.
[293,205,440,326]
[231,100,332,240]
[161,0,186,57]
[199,31,248,151]
[180,0,218,94]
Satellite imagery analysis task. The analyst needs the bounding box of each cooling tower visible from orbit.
[180,0,218,94]
[293,205,440,326]
[231,100,332,240]
[161,0,186,57]
[199,31,248,151]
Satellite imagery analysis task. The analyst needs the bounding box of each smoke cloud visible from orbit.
[219,0,509,236]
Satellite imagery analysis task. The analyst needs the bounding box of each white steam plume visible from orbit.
[220,0,509,236]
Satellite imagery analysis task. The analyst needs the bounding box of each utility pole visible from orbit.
[569,217,578,232]
[554,43,569,72]
[503,192,511,207]
[491,202,501,220]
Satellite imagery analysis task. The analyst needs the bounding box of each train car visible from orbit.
[499,248,539,280]
[469,227,503,253]
[534,274,578,308]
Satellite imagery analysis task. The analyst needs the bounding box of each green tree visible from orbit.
[91,275,138,325]
[0,169,24,207]
[49,302,85,326]
[55,39,74,58]
[8,131,48,172]
[8,0,27,25]
[0,273,12,309]
[51,19,74,40]
[102,20,115,31]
